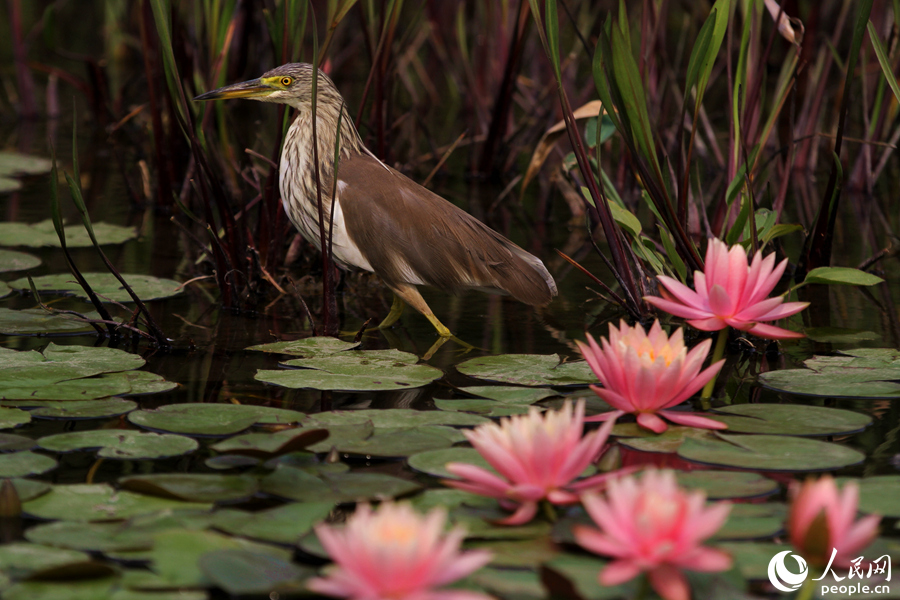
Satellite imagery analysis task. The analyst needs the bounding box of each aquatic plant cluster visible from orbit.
[1,0,899,599]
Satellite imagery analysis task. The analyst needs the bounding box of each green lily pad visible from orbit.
[198,549,310,596]
[470,566,545,599]
[433,398,533,417]
[259,464,421,502]
[118,474,258,503]
[22,483,212,521]
[0,249,41,272]
[27,399,138,419]
[10,273,183,303]
[0,151,52,176]
[675,470,779,500]
[459,386,559,403]
[456,354,595,387]
[467,536,560,567]
[257,349,443,391]
[246,337,360,356]
[715,503,787,541]
[542,553,631,600]
[0,433,36,451]
[307,425,463,457]
[38,430,198,459]
[0,308,101,335]
[0,450,56,477]
[804,327,880,343]
[127,529,291,589]
[0,176,20,193]
[0,406,31,428]
[707,404,871,436]
[836,476,900,517]
[407,446,497,479]
[613,424,718,453]
[718,542,787,581]
[0,220,136,248]
[211,427,329,458]
[758,348,900,398]
[211,501,333,545]
[306,408,488,428]
[128,403,305,436]
[0,541,91,579]
[9,477,51,501]
[1,577,120,600]
[1,370,173,402]
[0,344,145,389]
[0,280,10,298]
[677,434,865,471]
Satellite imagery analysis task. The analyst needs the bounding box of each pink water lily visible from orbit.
[307,502,493,600]
[788,476,881,569]
[645,238,809,339]
[575,469,732,600]
[576,320,725,433]
[443,400,625,525]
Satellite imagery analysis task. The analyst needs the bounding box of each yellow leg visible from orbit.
[388,283,452,337]
[378,293,405,329]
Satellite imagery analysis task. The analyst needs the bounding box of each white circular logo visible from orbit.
[768,550,809,593]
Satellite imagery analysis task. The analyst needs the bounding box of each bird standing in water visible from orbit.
[195,63,556,337]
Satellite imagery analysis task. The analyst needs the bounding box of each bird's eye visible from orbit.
[280,77,293,86]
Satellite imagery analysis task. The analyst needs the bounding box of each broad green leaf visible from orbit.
[543,553,631,599]
[0,220,136,247]
[677,434,864,471]
[118,474,258,503]
[259,464,421,502]
[0,249,41,272]
[246,336,360,356]
[0,344,145,389]
[0,541,90,579]
[0,152,52,177]
[306,408,488,428]
[0,450,56,477]
[22,483,212,521]
[0,406,31,428]
[128,403,305,435]
[613,424,718,453]
[706,404,871,436]
[211,502,333,545]
[210,427,329,458]
[675,470,779,500]
[456,354,595,387]
[306,425,462,457]
[715,503,786,541]
[758,348,900,398]
[803,266,884,286]
[10,272,184,302]
[407,447,497,479]
[836,476,900,517]
[0,308,100,335]
[459,383,562,403]
[198,549,310,595]
[38,430,198,459]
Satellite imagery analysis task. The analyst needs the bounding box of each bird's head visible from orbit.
[194,63,342,110]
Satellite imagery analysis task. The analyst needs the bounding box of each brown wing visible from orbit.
[337,152,557,306]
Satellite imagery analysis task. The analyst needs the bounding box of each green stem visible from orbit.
[540,500,558,522]
[700,328,729,403]
[634,574,651,600]
[796,569,819,600]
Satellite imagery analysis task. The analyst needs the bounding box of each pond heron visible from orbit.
[195,63,557,337]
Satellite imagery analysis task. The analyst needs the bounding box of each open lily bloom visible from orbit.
[788,476,880,568]
[575,469,732,600]
[645,238,808,339]
[307,502,493,600]
[443,400,623,525]
[577,320,725,433]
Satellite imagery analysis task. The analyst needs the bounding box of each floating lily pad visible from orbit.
[22,484,212,521]
[459,386,559,403]
[10,273,183,303]
[835,476,900,518]
[0,406,31,428]
[804,327,880,343]
[259,464,421,502]
[38,430,198,459]
[0,344,145,388]
[305,408,488,428]
[211,501,333,545]
[118,474,258,503]
[257,349,443,391]
[433,398,533,417]
[0,308,101,335]
[246,337,360,356]
[707,404,871,436]
[0,541,91,579]
[0,450,56,477]
[307,425,463,457]
[128,403,305,436]
[1,577,121,600]
[456,354,595,387]
[675,471,779,500]
[715,503,787,540]
[0,249,41,272]
[0,220,136,248]
[29,399,136,420]
[470,566,545,599]
[407,447,496,479]
[26,521,156,553]
[0,280,10,298]
[2,370,174,402]
[0,151,52,176]
[9,477,51,501]
[211,427,329,458]
[198,549,310,596]
[0,433,36,451]
[677,434,865,471]
[542,554,630,600]
[613,424,718,453]
[758,348,900,398]
[467,536,560,567]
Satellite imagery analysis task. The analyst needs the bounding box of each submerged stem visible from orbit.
[701,328,729,402]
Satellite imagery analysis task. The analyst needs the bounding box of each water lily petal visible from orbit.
[659,410,728,430]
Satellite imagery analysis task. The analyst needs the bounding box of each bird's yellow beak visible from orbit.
[193,79,273,101]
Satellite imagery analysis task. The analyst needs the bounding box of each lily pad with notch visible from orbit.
[259,464,421,503]
[2,399,136,419]
[0,406,31,428]
[128,403,306,436]
[0,308,101,335]
[211,501,334,545]
[706,404,871,436]
[675,470,779,500]
[118,474,259,503]
[210,427,329,459]
[38,429,198,459]
[0,344,145,389]
[677,434,865,471]
[305,408,488,428]
[306,425,464,457]
[198,548,311,596]
[246,336,360,356]
[407,446,496,479]
[0,219,136,248]
[758,348,900,399]
[256,348,443,391]
[612,423,719,454]
[455,354,595,387]
[0,450,57,477]
[10,272,183,303]
[714,503,787,541]
[22,483,212,521]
